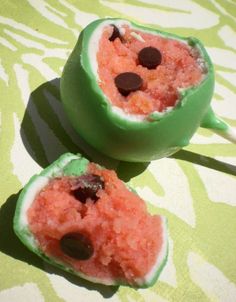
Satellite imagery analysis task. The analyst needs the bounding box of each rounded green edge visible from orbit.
[13,152,168,288]
[80,18,214,130]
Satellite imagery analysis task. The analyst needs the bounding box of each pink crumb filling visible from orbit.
[97,25,205,116]
[27,164,164,283]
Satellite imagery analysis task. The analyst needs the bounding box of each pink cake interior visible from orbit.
[27,164,164,283]
[97,24,205,116]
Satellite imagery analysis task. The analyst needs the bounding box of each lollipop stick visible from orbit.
[210,125,236,143]
[201,107,236,144]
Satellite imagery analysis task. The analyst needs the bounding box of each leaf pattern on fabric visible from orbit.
[0,0,236,301]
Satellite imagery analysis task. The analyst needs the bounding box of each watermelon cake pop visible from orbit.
[14,153,168,288]
[61,18,236,162]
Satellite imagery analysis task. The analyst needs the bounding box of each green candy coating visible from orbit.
[61,18,215,162]
[63,158,89,176]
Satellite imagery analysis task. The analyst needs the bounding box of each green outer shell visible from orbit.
[60,18,215,162]
[13,152,168,288]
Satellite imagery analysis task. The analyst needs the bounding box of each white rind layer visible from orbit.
[134,216,168,286]
[88,19,130,81]
[19,176,49,229]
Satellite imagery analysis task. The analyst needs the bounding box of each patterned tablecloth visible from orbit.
[1,1,236,301]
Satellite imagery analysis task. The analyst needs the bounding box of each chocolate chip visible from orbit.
[71,174,104,203]
[114,72,143,96]
[109,25,121,42]
[60,232,94,260]
[138,47,162,69]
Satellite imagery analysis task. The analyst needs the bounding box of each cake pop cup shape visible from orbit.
[61,18,236,162]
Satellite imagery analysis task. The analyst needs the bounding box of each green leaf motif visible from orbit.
[0,0,236,301]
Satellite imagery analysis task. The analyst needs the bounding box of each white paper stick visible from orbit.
[210,124,236,143]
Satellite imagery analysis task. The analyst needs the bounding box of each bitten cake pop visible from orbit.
[14,153,168,288]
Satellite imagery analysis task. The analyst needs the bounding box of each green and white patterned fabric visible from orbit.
[0,1,236,301]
